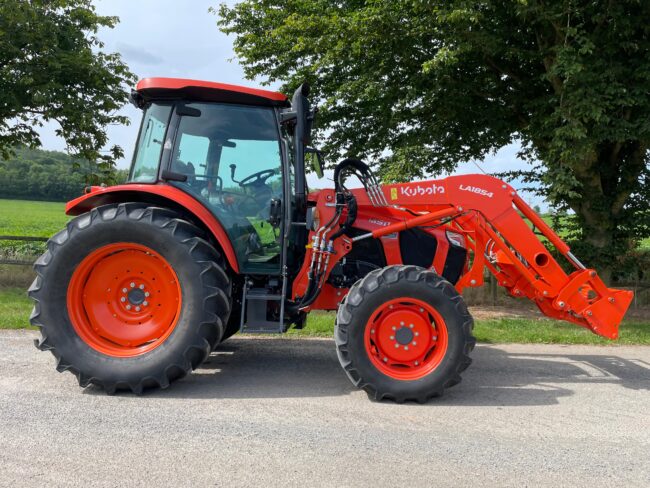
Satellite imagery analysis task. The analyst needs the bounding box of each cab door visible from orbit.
[168,102,285,274]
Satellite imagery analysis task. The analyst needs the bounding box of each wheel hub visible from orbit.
[395,326,414,345]
[127,287,146,306]
[364,297,448,380]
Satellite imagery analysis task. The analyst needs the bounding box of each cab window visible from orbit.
[129,103,172,182]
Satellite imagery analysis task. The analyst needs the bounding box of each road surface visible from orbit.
[0,330,648,487]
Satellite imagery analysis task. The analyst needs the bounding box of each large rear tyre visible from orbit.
[335,265,475,403]
[29,203,231,394]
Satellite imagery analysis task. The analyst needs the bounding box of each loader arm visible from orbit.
[346,174,633,339]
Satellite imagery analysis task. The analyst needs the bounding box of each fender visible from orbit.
[66,184,240,273]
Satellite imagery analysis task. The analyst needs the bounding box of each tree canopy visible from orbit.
[217,0,650,280]
[0,147,127,202]
[0,0,135,179]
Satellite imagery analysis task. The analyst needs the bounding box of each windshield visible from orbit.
[129,103,172,182]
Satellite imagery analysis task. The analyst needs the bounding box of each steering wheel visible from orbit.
[238,168,278,188]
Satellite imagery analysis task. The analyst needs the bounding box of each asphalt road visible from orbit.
[0,330,648,488]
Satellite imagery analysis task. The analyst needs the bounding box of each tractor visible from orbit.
[29,78,634,402]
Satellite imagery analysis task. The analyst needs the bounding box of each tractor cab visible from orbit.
[127,78,314,278]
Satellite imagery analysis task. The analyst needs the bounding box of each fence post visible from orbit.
[490,273,497,306]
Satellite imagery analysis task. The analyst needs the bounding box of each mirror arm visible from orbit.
[280,110,298,124]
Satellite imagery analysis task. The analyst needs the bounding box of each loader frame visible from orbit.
[294,174,632,339]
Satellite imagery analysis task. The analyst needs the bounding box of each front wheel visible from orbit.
[335,265,475,403]
[29,203,231,394]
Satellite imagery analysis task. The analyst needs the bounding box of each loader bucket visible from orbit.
[547,269,634,339]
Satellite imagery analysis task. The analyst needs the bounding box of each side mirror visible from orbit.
[305,147,324,178]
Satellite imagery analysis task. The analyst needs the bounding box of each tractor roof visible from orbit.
[135,77,289,107]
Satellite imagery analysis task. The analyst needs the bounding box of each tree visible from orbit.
[0,147,128,202]
[217,0,650,282]
[0,0,135,182]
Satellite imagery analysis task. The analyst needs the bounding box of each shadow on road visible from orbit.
[94,339,650,405]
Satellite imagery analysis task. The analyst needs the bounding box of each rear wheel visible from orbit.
[335,265,475,402]
[29,203,231,394]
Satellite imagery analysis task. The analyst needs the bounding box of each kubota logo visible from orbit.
[459,184,494,198]
[394,184,445,199]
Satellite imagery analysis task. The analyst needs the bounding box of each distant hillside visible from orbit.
[0,147,127,202]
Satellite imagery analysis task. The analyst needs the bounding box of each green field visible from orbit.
[0,199,68,258]
[0,199,67,236]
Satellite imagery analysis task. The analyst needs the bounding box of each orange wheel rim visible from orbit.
[67,243,182,357]
[364,297,448,380]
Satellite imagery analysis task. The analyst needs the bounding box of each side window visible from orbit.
[129,104,171,182]
[172,133,210,182]
[219,140,282,194]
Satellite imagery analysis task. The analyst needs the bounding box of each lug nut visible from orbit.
[135,306,141,312]
[400,321,404,326]
[126,305,131,310]
[415,332,419,336]
[139,284,145,290]
[412,341,417,346]
[390,335,395,340]
[144,292,150,297]
[143,301,148,307]
[392,326,396,331]
[120,297,126,303]
[383,357,388,362]
[394,344,399,348]
[122,288,127,293]
[409,324,414,328]
[130,282,135,288]
[558,301,565,308]
[404,346,409,351]
[371,329,375,334]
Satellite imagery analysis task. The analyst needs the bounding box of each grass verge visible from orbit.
[2,288,648,344]
[291,310,650,345]
[0,288,34,330]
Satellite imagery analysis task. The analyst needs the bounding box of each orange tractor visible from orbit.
[30,78,633,401]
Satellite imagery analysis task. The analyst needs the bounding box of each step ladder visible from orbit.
[239,277,287,333]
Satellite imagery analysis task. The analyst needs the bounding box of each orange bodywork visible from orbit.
[294,174,632,339]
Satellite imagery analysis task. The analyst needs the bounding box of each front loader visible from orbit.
[29,78,633,401]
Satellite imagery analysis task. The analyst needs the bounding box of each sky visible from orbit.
[37,0,543,209]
